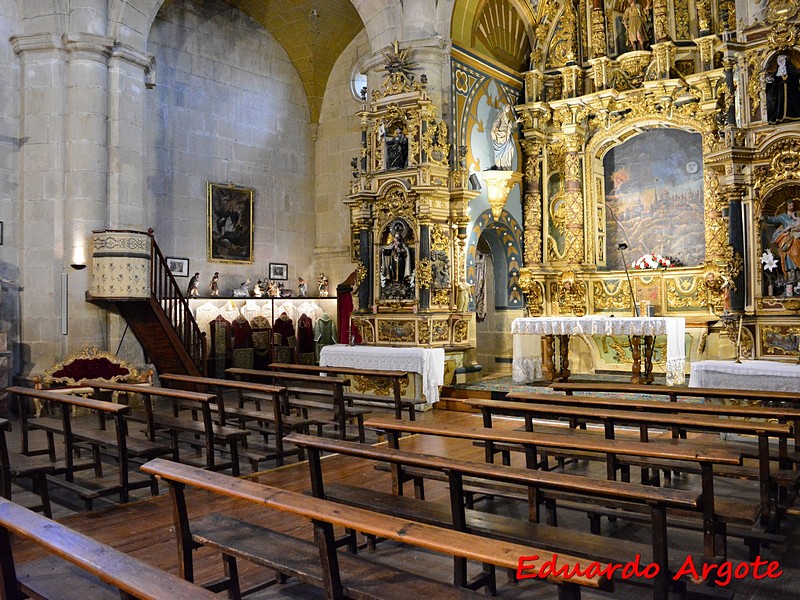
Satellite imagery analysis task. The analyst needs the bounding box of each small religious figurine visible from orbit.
[253,279,264,297]
[623,0,649,51]
[456,278,474,313]
[209,272,219,296]
[187,272,200,297]
[765,199,800,282]
[297,277,308,297]
[318,273,330,297]
[267,279,280,297]
[232,278,251,298]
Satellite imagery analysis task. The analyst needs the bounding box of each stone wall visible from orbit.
[313,29,371,290]
[145,0,315,294]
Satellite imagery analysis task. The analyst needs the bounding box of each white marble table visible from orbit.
[512,316,686,386]
[689,359,800,392]
[319,344,445,404]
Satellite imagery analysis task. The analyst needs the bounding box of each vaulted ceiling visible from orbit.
[224,0,365,123]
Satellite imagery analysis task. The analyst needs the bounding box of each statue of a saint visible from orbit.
[490,105,517,170]
[766,54,800,124]
[187,273,200,297]
[382,123,408,170]
[765,199,800,281]
[381,222,413,284]
[318,273,330,297]
[298,277,308,297]
[209,272,219,296]
[456,278,473,313]
[623,0,649,51]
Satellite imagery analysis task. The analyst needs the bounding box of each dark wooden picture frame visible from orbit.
[269,263,288,280]
[166,257,190,277]
[207,181,254,264]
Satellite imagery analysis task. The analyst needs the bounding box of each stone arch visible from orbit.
[108,0,165,48]
[466,208,524,309]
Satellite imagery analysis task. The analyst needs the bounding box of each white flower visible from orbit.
[760,250,778,272]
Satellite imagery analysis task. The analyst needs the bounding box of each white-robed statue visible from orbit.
[490,104,518,170]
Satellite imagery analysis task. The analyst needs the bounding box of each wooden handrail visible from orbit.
[146,231,207,375]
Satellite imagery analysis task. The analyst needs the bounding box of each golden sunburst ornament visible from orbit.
[382,40,418,79]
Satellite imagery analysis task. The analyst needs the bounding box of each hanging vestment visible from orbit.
[314,313,337,362]
[250,315,273,370]
[273,313,297,364]
[231,314,254,369]
[296,313,316,365]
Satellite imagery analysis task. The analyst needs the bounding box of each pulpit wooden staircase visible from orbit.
[87,230,207,378]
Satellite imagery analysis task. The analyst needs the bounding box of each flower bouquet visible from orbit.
[631,253,678,270]
[760,249,778,295]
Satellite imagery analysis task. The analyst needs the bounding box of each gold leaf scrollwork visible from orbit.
[433,289,451,306]
[518,268,545,317]
[423,118,450,166]
[557,270,587,316]
[431,225,449,253]
[355,261,367,287]
[419,321,430,344]
[453,319,469,343]
[592,280,632,311]
[417,259,433,289]
[378,320,415,343]
[433,320,449,342]
[666,276,706,310]
[351,374,409,396]
[354,318,375,343]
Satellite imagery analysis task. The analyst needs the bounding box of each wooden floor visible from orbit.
[8,407,800,599]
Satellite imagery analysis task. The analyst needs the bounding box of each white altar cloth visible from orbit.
[319,344,446,404]
[689,360,800,392]
[511,316,686,386]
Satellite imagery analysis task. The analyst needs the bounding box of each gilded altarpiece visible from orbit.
[346,49,476,349]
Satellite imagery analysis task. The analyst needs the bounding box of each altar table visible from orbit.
[512,316,686,386]
[689,360,800,392]
[319,344,445,404]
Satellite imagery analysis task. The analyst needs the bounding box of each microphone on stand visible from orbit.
[618,243,640,317]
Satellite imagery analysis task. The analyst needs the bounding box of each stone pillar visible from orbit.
[419,223,431,310]
[107,43,154,228]
[11,34,68,371]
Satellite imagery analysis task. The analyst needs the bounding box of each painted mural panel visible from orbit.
[603,129,705,270]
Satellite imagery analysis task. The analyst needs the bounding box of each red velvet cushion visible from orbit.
[51,357,130,382]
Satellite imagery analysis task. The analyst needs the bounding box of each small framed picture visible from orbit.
[167,257,190,277]
[269,262,288,280]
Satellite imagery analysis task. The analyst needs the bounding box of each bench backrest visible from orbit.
[470,398,793,437]
[363,416,742,465]
[269,362,407,379]
[284,433,700,510]
[81,380,216,403]
[7,386,130,415]
[507,391,800,420]
[550,381,800,404]
[0,496,218,600]
[158,373,285,396]
[140,458,611,591]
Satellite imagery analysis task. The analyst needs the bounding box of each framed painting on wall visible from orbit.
[166,257,189,277]
[269,263,288,280]
[207,181,254,264]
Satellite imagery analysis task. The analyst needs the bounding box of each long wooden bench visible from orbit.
[471,396,794,527]
[0,419,54,517]
[0,496,218,600]
[286,432,706,599]
[82,380,249,476]
[9,386,169,507]
[227,367,370,442]
[551,381,800,406]
[269,362,424,419]
[157,373,317,469]
[141,457,613,600]
[365,416,742,560]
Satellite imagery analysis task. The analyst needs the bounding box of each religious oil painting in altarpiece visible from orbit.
[603,128,705,270]
[207,181,254,264]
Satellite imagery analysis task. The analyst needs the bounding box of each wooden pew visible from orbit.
[268,362,424,419]
[365,416,741,560]
[471,396,794,526]
[157,373,316,469]
[141,457,612,600]
[0,496,218,600]
[285,432,704,600]
[0,419,54,518]
[550,381,800,406]
[226,367,369,442]
[81,380,249,476]
[8,386,168,507]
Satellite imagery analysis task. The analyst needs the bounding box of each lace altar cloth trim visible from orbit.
[689,360,800,392]
[319,344,445,403]
[511,316,686,386]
